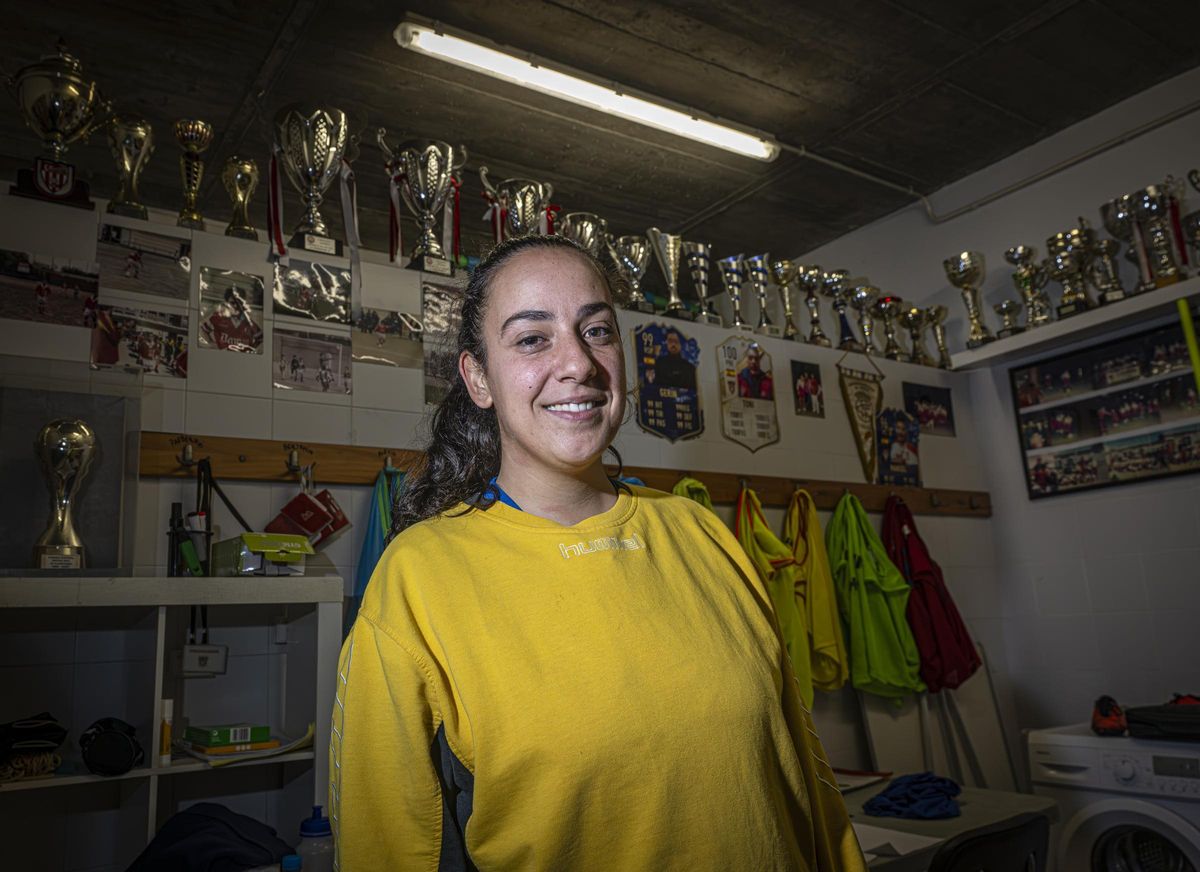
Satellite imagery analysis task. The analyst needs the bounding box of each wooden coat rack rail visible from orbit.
[138,431,992,518]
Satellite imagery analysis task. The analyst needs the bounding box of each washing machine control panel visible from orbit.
[1104,753,1200,797]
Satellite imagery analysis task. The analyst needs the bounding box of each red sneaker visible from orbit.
[1169,694,1200,706]
[1092,695,1127,736]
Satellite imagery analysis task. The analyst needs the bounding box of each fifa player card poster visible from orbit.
[634,323,704,442]
[0,247,99,327]
[273,257,351,324]
[422,281,463,406]
[352,306,423,369]
[717,336,779,453]
[790,360,825,418]
[198,267,264,354]
[876,408,920,487]
[97,223,191,301]
[274,327,351,395]
[91,305,188,378]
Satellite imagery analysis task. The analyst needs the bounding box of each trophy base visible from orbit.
[623,299,657,314]
[839,340,864,353]
[1154,273,1183,289]
[997,327,1026,339]
[966,336,995,349]
[408,253,453,276]
[756,324,783,338]
[1056,301,1088,319]
[663,306,696,321]
[290,231,343,257]
[33,544,84,571]
[698,313,724,326]
[225,225,260,241]
[807,335,832,348]
[177,213,206,231]
[885,351,911,362]
[10,160,94,210]
[1099,289,1127,305]
[106,202,148,220]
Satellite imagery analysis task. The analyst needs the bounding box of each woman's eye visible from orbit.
[585,324,614,341]
[517,334,545,348]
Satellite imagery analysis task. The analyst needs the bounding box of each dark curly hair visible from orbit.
[392,234,628,536]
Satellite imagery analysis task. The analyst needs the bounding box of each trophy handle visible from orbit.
[543,182,555,203]
[479,165,497,197]
[79,96,115,143]
[1189,169,1200,196]
[376,127,394,167]
[454,145,468,172]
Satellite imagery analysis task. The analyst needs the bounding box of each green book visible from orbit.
[183,723,271,747]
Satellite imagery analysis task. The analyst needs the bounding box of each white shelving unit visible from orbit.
[0,576,342,869]
[950,277,1200,370]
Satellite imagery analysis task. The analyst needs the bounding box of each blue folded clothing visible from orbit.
[863,772,962,819]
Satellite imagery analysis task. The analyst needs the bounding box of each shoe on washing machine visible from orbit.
[1091,695,1127,736]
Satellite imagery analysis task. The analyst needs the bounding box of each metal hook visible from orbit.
[930,492,943,508]
[177,443,198,468]
[285,449,303,474]
[968,495,981,510]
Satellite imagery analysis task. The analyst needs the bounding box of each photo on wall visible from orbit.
[197,267,264,354]
[0,247,99,327]
[96,223,191,300]
[422,281,463,406]
[903,381,955,437]
[273,258,351,323]
[273,327,351,395]
[91,304,188,378]
[352,306,423,369]
[876,408,920,487]
[634,322,704,441]
[790,360,824,418]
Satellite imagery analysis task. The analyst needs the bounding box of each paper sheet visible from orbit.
[852,822,942,858]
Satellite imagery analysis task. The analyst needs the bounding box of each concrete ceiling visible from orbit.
[5,0,1200,281]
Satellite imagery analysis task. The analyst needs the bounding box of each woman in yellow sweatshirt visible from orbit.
[330,234,865,871]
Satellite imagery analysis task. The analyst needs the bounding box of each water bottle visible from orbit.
[296,805,334,872]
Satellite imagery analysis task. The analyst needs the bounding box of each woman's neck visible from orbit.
[495,461,618,526]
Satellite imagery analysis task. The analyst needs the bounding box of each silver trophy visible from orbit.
[994,300,1024,339]
[33,419,97,570]
[558,212,608,258]
[1046,232,1093,319]
[926,305,953,369]
[683,242,722,325]
[647,227,692,319]
[745,254,780,337]
[479,167,553,239]
[850,285,880,354]
[1133,185,1183,287]
[222,155,259,240]
[798,265,831,346]
[107,115,153,219]
[378,132,467,275]
[717,254,750,328]
[875,296,908,361]
[901,307,935,366]
[1089,236,1125,304]
[1183,205,1200,264]
[1101,194,1153,292]
[608,235,654,313]
[943,252,994,348]
[822,269,859,351]
[274,104,348,254]
[1004,246,1052,327]
[768,259,802,340]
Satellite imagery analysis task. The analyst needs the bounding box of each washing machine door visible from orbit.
[1059,797,1200,871]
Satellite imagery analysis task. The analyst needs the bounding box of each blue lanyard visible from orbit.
[486,476,522,511]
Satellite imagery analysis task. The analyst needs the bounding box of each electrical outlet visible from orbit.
[181,644,228,676]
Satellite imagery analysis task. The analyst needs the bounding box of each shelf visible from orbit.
[0,751,315,793]
[1017,366,1192,415]
[1024,413,1200,458]
[0,576,344,608]
[950,278,1200,371]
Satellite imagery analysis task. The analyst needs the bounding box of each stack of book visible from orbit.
[180,723,280,757]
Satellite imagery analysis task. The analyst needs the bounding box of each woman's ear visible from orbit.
[459,350,493,409]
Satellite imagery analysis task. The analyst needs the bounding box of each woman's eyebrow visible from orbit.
[578,302,614,319]
[500,309,554,333]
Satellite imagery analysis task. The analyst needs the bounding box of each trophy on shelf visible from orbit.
[850,285,880,354]
[221,155,259,240]
[33,418,97,570]
[174,119,213,229]
[480,168,554,240]
[647,228,693,320]
[683,241,722,325]
[1133,184,1183,288]
[717,254,750,328]
[822,269,860,351]
[9,41,112,208]
[558,212,608,258]
[900,307,935,366]
[926,305,953,369]
[874,296,908,361]
[768,259,802,340]
[106,116,153,219]
[1004,246,1052,327]
[943,251,994,348]
[798,265,831,346]
[1046,230,1094,319]
[274,104,349,255]
[994,300,1024,339]
[378,132,467,274]
[608,235,654,313]
[1101,194,1154,293]
[1089,236,1126,304]
[745,254,781,337]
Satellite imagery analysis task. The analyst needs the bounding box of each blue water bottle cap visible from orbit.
[281,855,302,871]
[300,804,331,837]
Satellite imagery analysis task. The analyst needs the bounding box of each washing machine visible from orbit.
[1028,723,1200,871]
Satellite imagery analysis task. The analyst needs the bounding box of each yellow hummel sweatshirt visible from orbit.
[330,486,865,871]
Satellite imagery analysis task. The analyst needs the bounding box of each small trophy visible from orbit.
[683,241,722,325]
[745,254,781,337]
[926,305,953,369]
[558,212,608,259]
[1004,246,1052,327]
[1133,185,1183,288]
[480,168,553,240]
[943,251,994,348]
[822,269,859,351]
[1046,247,1090,319]
[717,254,750,328]
[850,285,879,354]
[378,133,467,274]
[174,119,213,229]
[275,105,348,254]
[107,116,153,219]
[900,307,935,366]
[608,235,654,313]
[768,259,802,340]
[874,296,908,361]
[994,300,1024,339]
[647,228,693,320]
[1102,194,1153,292]
[33,419,97,570]
[798,265,831,346]
[222,155,259,240]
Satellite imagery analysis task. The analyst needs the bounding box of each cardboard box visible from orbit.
[209,532,315,576]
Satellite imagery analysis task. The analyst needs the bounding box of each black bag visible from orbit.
[1126,704,1200,742]
[125,802,294,872]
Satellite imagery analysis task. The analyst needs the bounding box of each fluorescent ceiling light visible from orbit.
[395,21,779,161]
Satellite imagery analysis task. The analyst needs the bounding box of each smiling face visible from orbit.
[460,247,626,479]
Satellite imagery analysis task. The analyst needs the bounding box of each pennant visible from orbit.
[837,356,884,483]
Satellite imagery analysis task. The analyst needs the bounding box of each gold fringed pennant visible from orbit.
[837,356,884,483]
